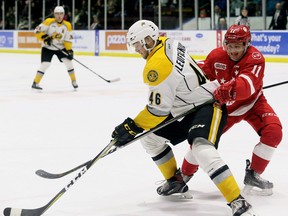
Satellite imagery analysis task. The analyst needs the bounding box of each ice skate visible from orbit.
[182,174,193,184]
[157,169,191,199]
[32,82,42,90]
[72,81,78,89]
[228,195,257,216]
[243,159,273,196]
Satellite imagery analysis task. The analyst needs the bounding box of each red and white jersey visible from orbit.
[199,46,265,116]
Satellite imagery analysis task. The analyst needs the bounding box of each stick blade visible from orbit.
[107,77,120,83]
[4,208,23,216]
[3,208,13,216]
[4,207,45,216]
[35,169,62,179]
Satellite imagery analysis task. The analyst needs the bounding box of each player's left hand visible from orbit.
[112,117,144,147]
[214,81,236,104]
[66,49,74,60]
[42,34,52,46]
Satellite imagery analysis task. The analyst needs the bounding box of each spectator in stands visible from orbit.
[214,5,226,30]
[269,2,287,30]
[74,8,88,29]
[107,0,118,17]
[214,5,222,26]
[18,18,29,30]
[235,6,250,28]
[230,0,243,16]
[199,8,207,18]
[216,17,228,30]
[91,15,103,30]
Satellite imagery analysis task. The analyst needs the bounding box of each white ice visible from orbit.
[0,53,287,216]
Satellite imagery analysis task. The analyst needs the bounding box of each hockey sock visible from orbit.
[182,146,199,176]
[152,145,177,180]
[34,70,44,84]
[68,69,76,81]
[191,137,240,203]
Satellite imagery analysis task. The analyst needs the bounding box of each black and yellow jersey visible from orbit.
[34,18,73,50]
[134,37,219,130]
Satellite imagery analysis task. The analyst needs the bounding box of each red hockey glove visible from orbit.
[214,81,236,104]
[112,117,144,147]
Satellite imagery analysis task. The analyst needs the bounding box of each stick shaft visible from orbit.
[51,44,119,83]
[35,79,288,179]
[35,100,213,179]
[263,80,288,89]
[4,140,117,216]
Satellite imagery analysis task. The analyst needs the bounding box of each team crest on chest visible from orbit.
[214,62,226,70]
[147,70,158,82]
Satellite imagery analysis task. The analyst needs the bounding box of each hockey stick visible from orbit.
[4,100,214,216]
[35,99,212,179]
[35,143,132,179]
[35,79,288,180]
[35,148,116,179]
[263,80,288,89]
[3,139,117,216]
[36,161,90,179]
[52,44,120,83]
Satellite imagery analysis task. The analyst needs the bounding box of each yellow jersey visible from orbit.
[34,18,73,50]
[134,37,219,130]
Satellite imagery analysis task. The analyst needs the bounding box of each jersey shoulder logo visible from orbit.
[147,70,158,82]
[252,52,262,60]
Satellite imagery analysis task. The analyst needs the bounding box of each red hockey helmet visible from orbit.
[224,24,251,45]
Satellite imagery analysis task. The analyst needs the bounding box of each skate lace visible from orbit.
[182,174,193,183]
[253,172,269,183]
[155,180,166,186]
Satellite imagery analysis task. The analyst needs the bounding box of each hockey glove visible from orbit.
[214,80,236,104]
[66,49,74,60]
[112,117,144,147]
[41,34,52,46]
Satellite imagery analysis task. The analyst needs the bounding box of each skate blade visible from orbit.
[31,88,43,92]
[160,191,193,200]
[242,185,273,196]
[242,209,257,216]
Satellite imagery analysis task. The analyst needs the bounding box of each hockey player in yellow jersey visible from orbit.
[32,6,78,90]
[111,20,256,216]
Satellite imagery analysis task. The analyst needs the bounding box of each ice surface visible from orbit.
[0,53,287,215]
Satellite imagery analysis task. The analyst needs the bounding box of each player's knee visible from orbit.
[260,123,282,148]
[62,58,73,70]
[140,134,168,156]
[191,137,224,174]
[39,62,50,71]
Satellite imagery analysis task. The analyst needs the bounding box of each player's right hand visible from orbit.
[213,80,236,104]
[41,34,52,46]
[112,117,144,147]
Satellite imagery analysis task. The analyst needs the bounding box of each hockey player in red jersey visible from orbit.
[182,24,282,196]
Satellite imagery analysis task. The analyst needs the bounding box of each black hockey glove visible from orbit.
[41,34,52,46]
[112,117,144,147]
[66,49,74,60]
